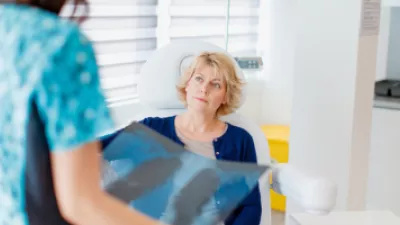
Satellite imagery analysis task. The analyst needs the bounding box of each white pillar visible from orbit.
[287,0,381,219]
[261,0,296,126]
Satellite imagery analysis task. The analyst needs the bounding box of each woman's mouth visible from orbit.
[194,97,207,103]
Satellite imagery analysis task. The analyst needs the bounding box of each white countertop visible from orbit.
[289,210,400,225]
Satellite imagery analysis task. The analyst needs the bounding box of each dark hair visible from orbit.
[16,0,89,23]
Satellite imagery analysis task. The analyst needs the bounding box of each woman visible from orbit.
[0,1,160,225]
[101,52,262,225]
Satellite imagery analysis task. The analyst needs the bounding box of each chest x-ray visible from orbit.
[101,123,270,225]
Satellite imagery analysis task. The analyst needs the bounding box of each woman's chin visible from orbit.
[188,104,211,114]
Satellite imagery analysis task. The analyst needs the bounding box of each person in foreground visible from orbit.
[0,1,161,225]
[101,52,263,225]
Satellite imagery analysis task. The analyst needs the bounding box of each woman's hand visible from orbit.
[51,141,163,225]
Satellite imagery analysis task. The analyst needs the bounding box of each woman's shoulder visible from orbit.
[1,4,81,40]
[139,115,176,127]
[224,122,254,143]
[223,123,258,162]
[0,5,90,79]
[139,116,179,141]
[100,116,177,149]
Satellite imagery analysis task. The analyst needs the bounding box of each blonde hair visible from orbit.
[176,51,245,117]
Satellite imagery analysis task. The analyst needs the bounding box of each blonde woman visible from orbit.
[101,52,262,225]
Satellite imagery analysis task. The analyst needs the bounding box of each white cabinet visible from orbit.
[366,108,400,216]
[288,211,400,225]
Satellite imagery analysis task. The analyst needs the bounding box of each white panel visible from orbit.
[104,85,138,103]
[169,0,260,57]
[171,35,258,44]
[94,40,156,55]
[171,0,260,7]
[80,17,157,30]
[61,5,157,17]
[88,0,157,3]
[101,75,138,89]
[170,36,257,54]
[169,25,258,37]
[97,51,152,66]
[170,17,259,26]
[60,0,158,105]
[99,63,144,77]
[169,6,259,17]
[84,28,156,42]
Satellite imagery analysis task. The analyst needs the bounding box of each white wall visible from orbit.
[237,73,267,124]
[367,108,400,216]
[260,0,295,126]
[266,1,400,217]
[369,6,400,215]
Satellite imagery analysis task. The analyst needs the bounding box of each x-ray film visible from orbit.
[101,122,270,225]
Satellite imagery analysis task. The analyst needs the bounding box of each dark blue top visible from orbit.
[100,116,262,225]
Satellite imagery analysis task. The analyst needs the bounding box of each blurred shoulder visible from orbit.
[0,4,89,51]
[139,116,176,128]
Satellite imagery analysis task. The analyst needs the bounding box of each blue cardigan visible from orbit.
[100,116,262,225]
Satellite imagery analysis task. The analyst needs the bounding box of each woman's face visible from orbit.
[185,65,227,116]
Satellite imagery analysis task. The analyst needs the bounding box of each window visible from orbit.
[63,0,263,123]
[62,0,158,108]
[164,0,261,56]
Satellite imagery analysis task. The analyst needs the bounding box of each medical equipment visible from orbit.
[234,57,264,70]
[375,79,400,98]
[134,40,338,224]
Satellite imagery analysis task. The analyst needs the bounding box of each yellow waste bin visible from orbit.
[260,125,290,212]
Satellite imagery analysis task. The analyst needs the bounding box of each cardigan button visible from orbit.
[216,152,220,155]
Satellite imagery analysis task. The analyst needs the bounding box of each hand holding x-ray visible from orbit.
[100,122,270,225]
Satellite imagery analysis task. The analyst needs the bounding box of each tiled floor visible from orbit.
[272,210,286,225]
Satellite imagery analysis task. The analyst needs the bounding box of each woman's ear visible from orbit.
[185,79,192,91]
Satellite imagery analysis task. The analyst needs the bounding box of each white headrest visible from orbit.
[138,40,247,110]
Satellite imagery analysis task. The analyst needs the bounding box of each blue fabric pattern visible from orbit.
[0,4,114,225]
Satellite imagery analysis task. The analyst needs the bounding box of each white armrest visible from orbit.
[271,163,337,215]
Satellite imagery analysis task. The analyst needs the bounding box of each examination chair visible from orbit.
[130,40,338,225]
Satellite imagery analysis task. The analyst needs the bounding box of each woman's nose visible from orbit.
[200,83,208,93]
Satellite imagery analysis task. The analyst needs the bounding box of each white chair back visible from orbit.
[137,40,272,225]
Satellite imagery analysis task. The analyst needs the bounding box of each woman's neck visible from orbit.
[179,111,219,133]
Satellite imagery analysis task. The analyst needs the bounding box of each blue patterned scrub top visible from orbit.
[0,4,115,225]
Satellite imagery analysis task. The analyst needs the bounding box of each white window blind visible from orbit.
[167,0,261,56]
[62,0,261,109]
[62,0,158,108]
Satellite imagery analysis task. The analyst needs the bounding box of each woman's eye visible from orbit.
[213,83,221,88]
[195,76,203,82]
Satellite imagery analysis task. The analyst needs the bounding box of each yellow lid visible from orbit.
[260,125,290,142]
